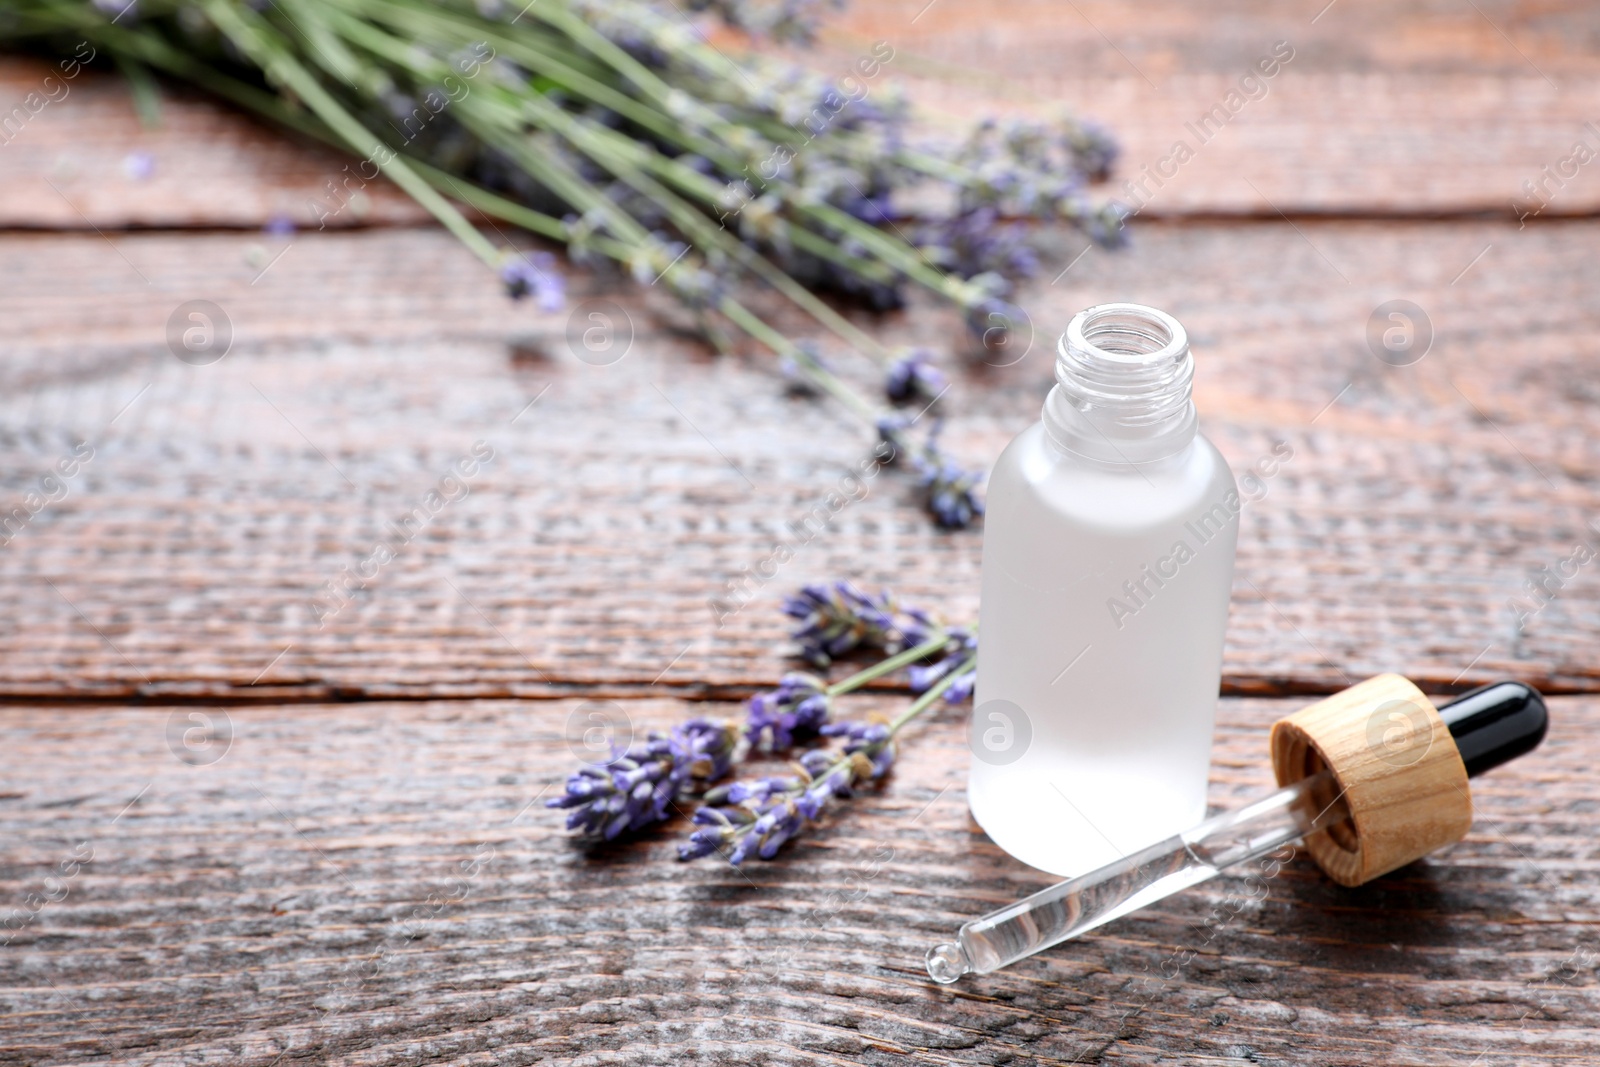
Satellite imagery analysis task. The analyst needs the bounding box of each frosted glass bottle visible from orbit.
[968,303,1238,878]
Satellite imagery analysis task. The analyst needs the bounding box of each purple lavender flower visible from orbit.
[919,207,1037,281]
[782,581,933,666]
[685,0,845,45]
[916,452,986,530]
[747,671,831,750]
[547,718,736,839]
[679,739,886,863]
[501,251,565,312]
[1084,199,1132,249]
[1065,119,1120,183]
[882,419,987,529]
[842,188,895,224]
[908,627,977,704]
[820,719,894,777]
[964,296,1029,349]
[876,414,911,464]
[780,340,833,396]
[121,150,155,181]
[884,349,948,406]
[263,214,296,238]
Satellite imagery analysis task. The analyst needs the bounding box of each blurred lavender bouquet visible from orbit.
[5,0,1125,526]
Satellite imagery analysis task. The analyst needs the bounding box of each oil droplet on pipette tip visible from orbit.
[925,942,971,984]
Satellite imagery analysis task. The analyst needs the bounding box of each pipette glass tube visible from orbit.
[926,680,1550,984]
[925,769,1348,983]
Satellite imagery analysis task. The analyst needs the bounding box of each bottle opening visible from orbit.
[1071,304,1184,361]
[1044,302,1197,465]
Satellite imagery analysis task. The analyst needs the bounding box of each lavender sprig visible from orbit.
[884,349,948,406]
[684,0,845,44]
[546,717,737,839]
[916,453,986,530]
[682,649,976,863]
[878,417,986,530]
[746,671,831,750]
[746,623,957,750]
[782,581,935,667]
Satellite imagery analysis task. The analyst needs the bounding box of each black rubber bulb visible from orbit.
[1438,680,1549,778]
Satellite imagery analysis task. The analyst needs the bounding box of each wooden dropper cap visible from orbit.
[1270,674,1548,887]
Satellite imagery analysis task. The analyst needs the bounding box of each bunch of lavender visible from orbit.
[547,717,737,838]
[682,642,974,864]
[545,580,975,857]
[10,0,1122,527]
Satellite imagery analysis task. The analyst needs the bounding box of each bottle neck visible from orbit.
[1042,303,1197,467]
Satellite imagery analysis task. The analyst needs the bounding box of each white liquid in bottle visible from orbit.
[969,304,1238,878]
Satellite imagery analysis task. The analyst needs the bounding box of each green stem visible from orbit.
[560,117,897,358]
[800,649,974,796]
[890,653,976,734]
[823,631,953,697]
[327,0,983,313]
[114,53,163,128]
[341,0,705,156]
[201,0,500,266]
[712,298,877,423]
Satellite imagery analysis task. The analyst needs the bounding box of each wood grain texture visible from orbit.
[3,5,1597,1062]
[1,693,1594,1066]
[0,60,429,231]
[7,0,1600,226]
[817,0,1600,215]
[0,220,1597,699]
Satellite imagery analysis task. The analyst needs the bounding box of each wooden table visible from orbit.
[3,2,1599,1063]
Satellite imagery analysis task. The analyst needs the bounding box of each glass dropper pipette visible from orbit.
[926,680,1549,984]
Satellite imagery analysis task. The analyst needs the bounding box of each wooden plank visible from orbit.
[0,58,429,230]
[818,0,1600,216]
[1,219,1598,699]
[6,0,1600,226]
[1,694,1593,1065]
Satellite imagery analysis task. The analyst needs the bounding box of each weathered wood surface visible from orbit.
[2,694,1594,1066]
[0,60,429,231]
[4,3,1600,1063]
[0,220,1597,700]
[823,0,1600,216]
[8,0,1600,226]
